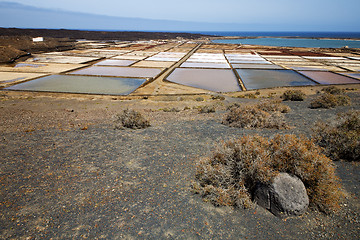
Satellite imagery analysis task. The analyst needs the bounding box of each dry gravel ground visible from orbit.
[0,90,359,239]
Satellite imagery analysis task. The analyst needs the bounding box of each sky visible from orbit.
[1,0,360,31]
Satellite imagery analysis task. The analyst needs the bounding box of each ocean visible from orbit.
[188,32,360,48]
[190,31,360,38]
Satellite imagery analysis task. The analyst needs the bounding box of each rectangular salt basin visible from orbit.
[69,66,163,78]
[227,56,265,60]
[0,63,85,73]
[273,61,325,66]
[145,57,182,62]
[289,66,345,71]
[94,59,136,67]
[166,68,241,92]
[298,71,360,85]
[232,64,283,69]
[186,58,228,64]
[5,75,146,95]
[340,73,360,80]
[0,72,47,86]
[180,62,230,69]
[132,61,175,68]
[236,69,316,90]
[112,55,147,60]
[229,60,272,64]
[28,54,100,64]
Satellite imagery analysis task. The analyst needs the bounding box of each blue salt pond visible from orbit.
[5,75,146,95]
[236,69,316,90]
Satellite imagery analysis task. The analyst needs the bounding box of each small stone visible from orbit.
[254,172,309,218]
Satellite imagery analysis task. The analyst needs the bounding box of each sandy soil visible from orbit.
[0,89,359,239]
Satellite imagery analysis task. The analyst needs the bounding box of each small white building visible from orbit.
[32,37,44,42]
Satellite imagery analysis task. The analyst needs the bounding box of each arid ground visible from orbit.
[0,88,359,239]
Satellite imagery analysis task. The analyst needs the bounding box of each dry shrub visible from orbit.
[114,109,150,129]
[321,86,344,95]
[282,90,306,101]
[257,100,290,113]
[312,111,360,161]
[198,105,216,113]
[223,100,290,129]
[162,107,180,112]
[211,95,225,101]
[192,134,344,213]
[310,92,351,109]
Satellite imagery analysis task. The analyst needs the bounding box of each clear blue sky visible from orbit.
[2,0,360,31]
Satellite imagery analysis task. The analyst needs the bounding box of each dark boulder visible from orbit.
[254,172,309,218]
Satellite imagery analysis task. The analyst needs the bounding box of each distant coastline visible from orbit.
[0,27,211,41]
[193,31,360,40]
[1,28,360,41]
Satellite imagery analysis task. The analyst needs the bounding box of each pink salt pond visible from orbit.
[166,68,241,92]
[299,71,360,85]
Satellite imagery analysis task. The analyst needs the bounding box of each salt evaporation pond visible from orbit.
[299,71,360,85]
[166,68,241,92]
[213,38,360,48]
[5,75,146,95]
[236,69,316,90]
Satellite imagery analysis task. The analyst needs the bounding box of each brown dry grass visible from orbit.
[223,100,290,129]
[192,134,344,213]
[312,110,360,161]
[309,87,351,109]
[114,109,150,129]
[282,90,306,101]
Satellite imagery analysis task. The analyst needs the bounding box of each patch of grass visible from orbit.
[114,109,150,130]
[223,100,290,129]
[192,134,344,213]
[198,105,216,114]
[312,110,360,161]
[282,90,306,101]
[309,93,351,109]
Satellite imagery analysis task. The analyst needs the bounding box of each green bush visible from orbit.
[114,109,150,129]
[312,111,360,161]
[192,134,344,213]
[282,90,306,101]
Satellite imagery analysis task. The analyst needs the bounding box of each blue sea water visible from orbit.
[212,37,360,48]
[192,31,360,38]
[191,31,360,48]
